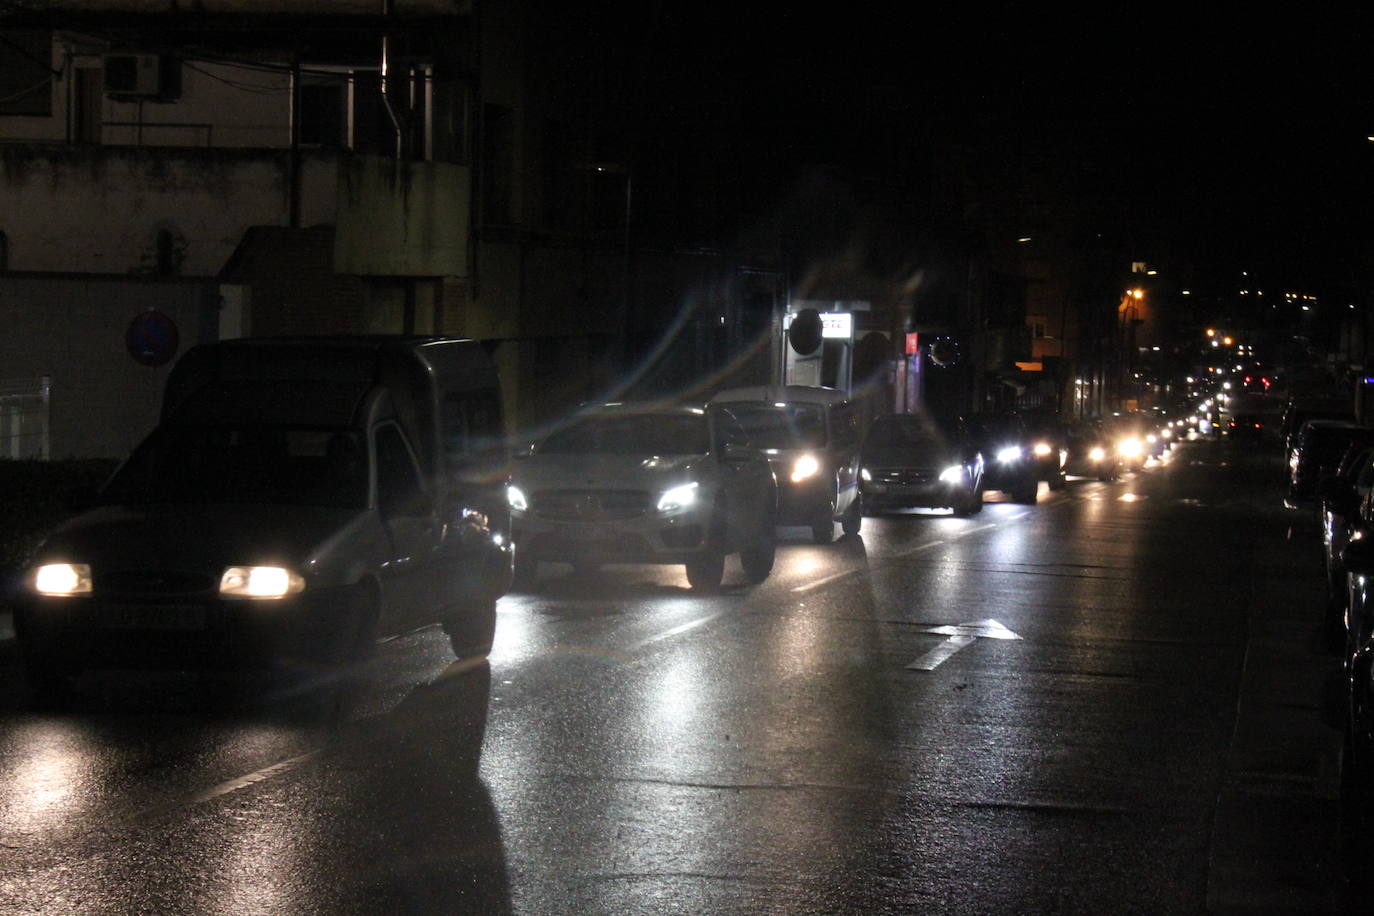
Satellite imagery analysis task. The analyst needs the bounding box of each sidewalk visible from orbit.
[1206,512,1348,911]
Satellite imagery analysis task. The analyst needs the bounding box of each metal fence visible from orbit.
[0,377,50,460]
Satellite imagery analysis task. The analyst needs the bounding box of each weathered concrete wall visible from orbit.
[0,146,338,276]
[334,156,471,277]
[0,275,216,459]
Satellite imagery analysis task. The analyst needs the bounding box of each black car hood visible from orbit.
[32,502,367,571]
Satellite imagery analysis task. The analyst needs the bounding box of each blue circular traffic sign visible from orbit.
[126,310,179,367]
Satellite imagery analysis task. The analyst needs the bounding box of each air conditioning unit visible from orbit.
[103,53,179,99]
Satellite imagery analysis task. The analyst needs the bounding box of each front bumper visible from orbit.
[14,585,359,670]
[513,504,715,565]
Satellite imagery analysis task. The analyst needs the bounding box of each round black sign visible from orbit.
[788,308,823,355]
[126,310,179,367]
[928,336,961,368]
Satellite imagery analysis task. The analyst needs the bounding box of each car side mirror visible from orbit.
[1345,532,1374,576]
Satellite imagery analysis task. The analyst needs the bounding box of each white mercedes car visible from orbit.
[508,403,778,591]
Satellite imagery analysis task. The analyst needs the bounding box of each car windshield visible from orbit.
[866,416,956,449]
[536,413,709,456]
[965,416,1019,442]
[720,403,827,449]
[102,425,367,508]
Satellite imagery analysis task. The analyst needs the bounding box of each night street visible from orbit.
[0,436,1346,913]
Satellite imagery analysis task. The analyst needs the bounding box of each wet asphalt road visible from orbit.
[0,436,1349,913]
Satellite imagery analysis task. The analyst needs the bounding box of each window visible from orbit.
[300,83,345,147]
[713,411,749,451]
[441,389,503,469]
[1029,315,1049,339]
[375,424,426,516]
[0,30,52,116]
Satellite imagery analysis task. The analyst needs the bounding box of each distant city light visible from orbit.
[1017,237,1032,243]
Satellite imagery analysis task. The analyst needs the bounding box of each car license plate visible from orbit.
[102,603,208,631]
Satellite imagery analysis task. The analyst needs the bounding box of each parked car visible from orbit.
[1282,399,1353,472]
[1062,418,1121,481]
[964,412,1039,503]
[707,385,864,543]
[1319,439,1374,648]
[14,336,513,702]
[858,413,984,516]
[507,402,778,591]
[1287,419,1370,502]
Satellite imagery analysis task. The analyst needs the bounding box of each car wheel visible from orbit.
[841,494,863,536]
[512,555,539,592]
[443,599,497,659]
[953,488,976,517]
[685,550,725,591]
[739,536,776,583]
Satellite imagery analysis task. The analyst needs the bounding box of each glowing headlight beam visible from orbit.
[220,566,305,599]
[996,446,1022,464]
[939,465,965,484]
[33,563,92,596]
[791,454,821,483]
[506,485,528,512]
[657,481,699,512]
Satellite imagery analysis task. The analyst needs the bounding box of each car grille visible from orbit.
[868,467,939,486]
[532,489,650,521]
[97,569,219,597]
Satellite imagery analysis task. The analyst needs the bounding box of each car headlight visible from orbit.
[657,481,699,512]
[507,485,528,512]
[32,563,92,596]
[1032,442,1053,457]
[996,445,1022,464]
[220,566,305,599]
[939,465,965,484]
[860,467,872,482]
[1118,438,1143,458]
[1089,446,1107,462]
[790,454,820,483]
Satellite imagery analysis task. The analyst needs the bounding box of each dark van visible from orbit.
[15,336,512,699]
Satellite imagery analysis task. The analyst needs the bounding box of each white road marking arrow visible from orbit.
[905,618,1022,671]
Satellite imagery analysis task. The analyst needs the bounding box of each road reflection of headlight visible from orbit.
[657,481,699,512]
[1118,438,1142,458]
[996,446,1022,464]
[791,454,820,483]
[1033,442,1052,457]
[506,485,528,512]
[939,465,965,483]
[33,563,91,596]
[220,566,305,599]
[1089,446,1107,462]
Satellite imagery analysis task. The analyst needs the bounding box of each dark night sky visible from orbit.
[626,5,1374,296]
